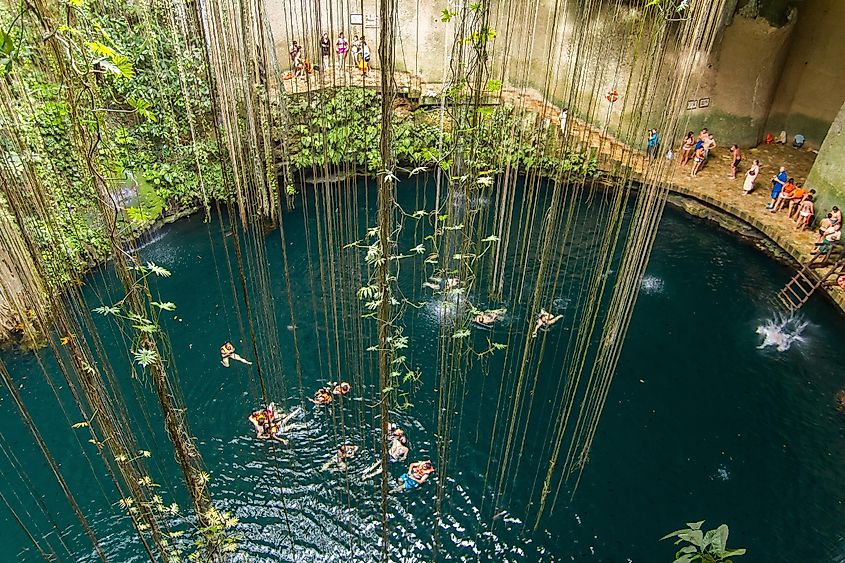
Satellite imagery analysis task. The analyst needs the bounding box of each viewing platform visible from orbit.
[282,68,844,314]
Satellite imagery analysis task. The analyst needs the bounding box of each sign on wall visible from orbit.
[365,14,378,28]
[350,13,363,25]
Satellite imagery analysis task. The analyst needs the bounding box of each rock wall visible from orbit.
[807,100,845,215]
[765,0,845,147]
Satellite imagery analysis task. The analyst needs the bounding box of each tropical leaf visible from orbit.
[146,262,171,277]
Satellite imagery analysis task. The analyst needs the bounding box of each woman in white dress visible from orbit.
[743,160,760,195]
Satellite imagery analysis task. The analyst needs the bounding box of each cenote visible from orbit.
[3,177,845,562]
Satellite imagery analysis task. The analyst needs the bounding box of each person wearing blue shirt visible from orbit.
[768,166,788,209]
[647,129,660,158]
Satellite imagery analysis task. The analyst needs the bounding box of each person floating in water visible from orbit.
[531,308,563,338]
[397,460,434,491]
[322,444,359,471]
[332,381,351,396]
[473,310,500,328]
[309,386,334,405]
[389,426,409,462]
[248,404,303,443]
[220,341,252,368]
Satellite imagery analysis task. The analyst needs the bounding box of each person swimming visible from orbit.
[397,460,434,491]
[249,404,303,441]
[220,341,252,367]
[531,308,563,338]
[322,444,359,471]
[332,381,351,396]
[309,387,333,405]
[473,310,499,327]
[389,431,409,462]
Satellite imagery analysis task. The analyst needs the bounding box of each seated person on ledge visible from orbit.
[309,387,333,405]
[531,308,563,338]
[397,460,435,491]
[220,341,252,368]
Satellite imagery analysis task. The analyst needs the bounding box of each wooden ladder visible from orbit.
[777,250,845,312]
[777,266,822,312]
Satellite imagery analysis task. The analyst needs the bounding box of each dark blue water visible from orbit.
[2,179,845,562]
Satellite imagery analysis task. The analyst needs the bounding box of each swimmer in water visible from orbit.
[332,381,351,396]
[309,387,333,405]
[473,310,500,327]
[389,431,409,462]
[220,341,252,367]
[396,460,434,491]
[322,444,359,471]
[531,308,563,338]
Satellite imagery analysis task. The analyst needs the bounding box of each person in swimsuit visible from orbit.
[795,195,814,230]
[398,460,434,491]
[220,342,252,367]
[322,444,359,471]
[532,308,564,338]
[787,186,809,218]
[310,387,333,405]
[771,178,796,212]
[332,381,351,396]
[473,310,500,327]
[690,146,706,177]
[336,32,348,67]
[679,132,694,167]
[729,144,741,179]
[388,425,409,462]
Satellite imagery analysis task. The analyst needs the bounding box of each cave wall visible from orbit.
[764,0,845,147]
[807,100,845,215]
[266,0,842,152]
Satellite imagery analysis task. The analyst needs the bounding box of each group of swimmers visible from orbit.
[247,403,304,444]
[472,306,563,337]
[249,385,432,492]
[309,381,351,405]
[359,423,434,491]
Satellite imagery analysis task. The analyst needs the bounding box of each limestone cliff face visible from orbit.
[267,0,843,151]
[808,101,845,216]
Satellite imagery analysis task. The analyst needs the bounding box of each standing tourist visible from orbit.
[679,131,695,167]
[729,144,741,179]
[742,160,760,194]
[350,35,361,68]
[359,36,371,77]
[767,166,788,209]
[559,108,568,138]
[336,32,348,67]
[646,129,660,159]
[771,177,795,213]
[703,133,716,160]
[320,32,331,70]
[690,145,706,177]
[795,195,814,230]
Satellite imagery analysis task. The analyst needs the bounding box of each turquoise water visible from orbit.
[2,178,845,561]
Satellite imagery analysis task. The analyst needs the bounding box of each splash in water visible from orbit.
[639,274,665,295]
[756,314,808,352]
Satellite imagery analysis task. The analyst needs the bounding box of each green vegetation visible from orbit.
[0,1,221,286]
[662,521,747,563]
[283,88,598,178]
